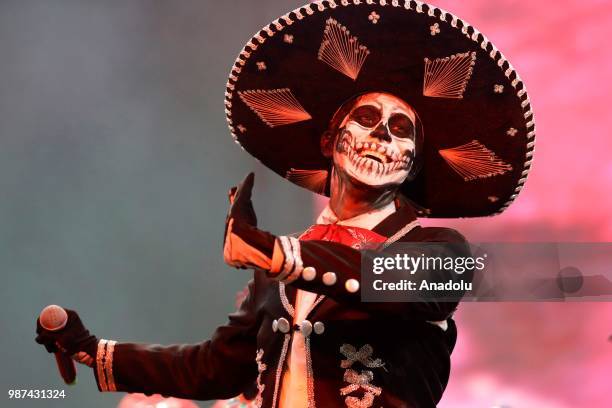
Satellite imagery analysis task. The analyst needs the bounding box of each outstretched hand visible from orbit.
[223,172,277,270]
[227,172,257,227]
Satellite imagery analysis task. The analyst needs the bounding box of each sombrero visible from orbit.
[224,0,535,218]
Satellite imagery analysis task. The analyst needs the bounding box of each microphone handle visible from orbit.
[54,351,76,384]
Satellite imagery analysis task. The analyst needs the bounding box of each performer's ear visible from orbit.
[320,130,334,158]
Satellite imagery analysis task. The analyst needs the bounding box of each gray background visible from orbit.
[0,1,311,407]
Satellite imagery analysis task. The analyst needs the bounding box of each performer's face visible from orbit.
[333,93,417,188]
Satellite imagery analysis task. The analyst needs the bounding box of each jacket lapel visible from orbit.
[371,202,420,239]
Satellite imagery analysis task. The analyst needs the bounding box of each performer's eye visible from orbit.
[349,105,381,128]
[388,113,415,139]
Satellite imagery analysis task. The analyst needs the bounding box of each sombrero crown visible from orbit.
[225,0,535,218]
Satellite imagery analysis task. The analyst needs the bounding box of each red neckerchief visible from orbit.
[299,223,387,250]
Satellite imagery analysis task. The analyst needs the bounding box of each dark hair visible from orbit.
[323,92,424,181]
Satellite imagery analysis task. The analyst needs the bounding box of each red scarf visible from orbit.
[299,223,387,249]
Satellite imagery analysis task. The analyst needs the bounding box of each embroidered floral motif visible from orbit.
[430,23,440,36]
[283,34,294,44]
[494,84,504,93]
[368,11,380,24]
[256,61,267,71]
[254,349,267,408]
[344,392,377,408]
[340,344,385,369]
[506,127,518,136]
[340,369,382,396]
[339,344,385,408]
[345,228,375,250]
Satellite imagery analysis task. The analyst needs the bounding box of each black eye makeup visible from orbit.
[388,113,415,139]
[349,105,381,128]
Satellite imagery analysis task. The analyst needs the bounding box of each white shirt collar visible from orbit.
[316,201,396,230]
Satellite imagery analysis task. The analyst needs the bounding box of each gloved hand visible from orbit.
[35,309,98,367]
[227,172,258,227]
[223,173,277,270]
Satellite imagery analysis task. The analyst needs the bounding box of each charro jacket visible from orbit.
[93,204,472,407]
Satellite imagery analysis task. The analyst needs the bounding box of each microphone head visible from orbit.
[39,305,68,331]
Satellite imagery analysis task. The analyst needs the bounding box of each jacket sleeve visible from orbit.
[93,278,260,400]
[282,228,473,321]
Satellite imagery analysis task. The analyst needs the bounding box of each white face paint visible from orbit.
[332,93,417,188]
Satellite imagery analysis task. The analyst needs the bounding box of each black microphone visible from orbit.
[39,305,77,385]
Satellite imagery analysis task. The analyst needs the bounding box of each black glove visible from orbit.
[223,173,277,270]
[227,172,257,227]
[35,309,98,365]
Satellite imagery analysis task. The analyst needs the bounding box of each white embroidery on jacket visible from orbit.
[339,344,385,408]
[340,344,385,369]
[254,349,267,408]
[340,369,382,408]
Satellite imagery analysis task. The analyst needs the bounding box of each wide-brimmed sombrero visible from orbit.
[224,0,535,218]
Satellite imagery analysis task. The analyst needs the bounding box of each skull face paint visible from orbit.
[333,93,418,188]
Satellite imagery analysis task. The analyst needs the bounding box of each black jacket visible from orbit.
[95,204,472,407]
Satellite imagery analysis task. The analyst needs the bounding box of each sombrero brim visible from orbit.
[224,0,535,218]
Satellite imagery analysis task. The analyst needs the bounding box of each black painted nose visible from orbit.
[370,123,391,142]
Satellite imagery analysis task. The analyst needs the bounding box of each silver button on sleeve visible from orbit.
[322,272,337,286]
[302,266,317,281]
[345,278,360,293]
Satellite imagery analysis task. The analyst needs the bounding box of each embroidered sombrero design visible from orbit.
[224,0,536,218]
